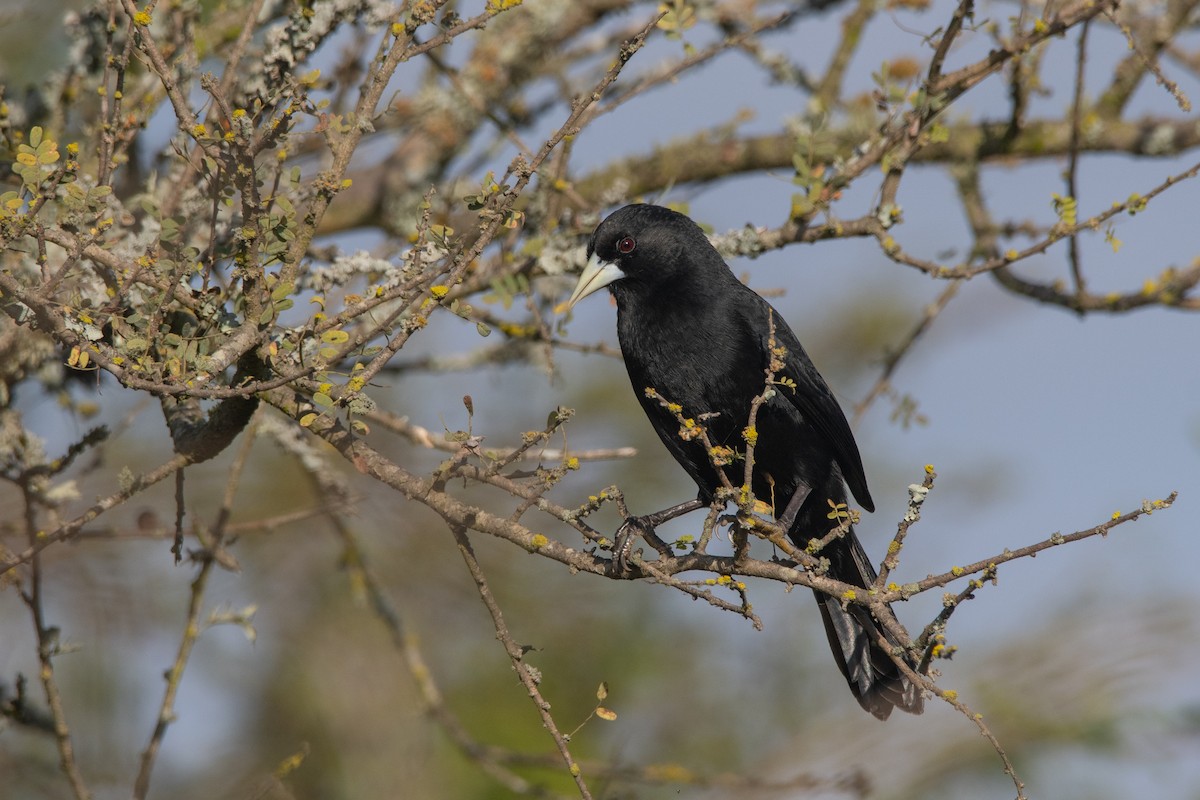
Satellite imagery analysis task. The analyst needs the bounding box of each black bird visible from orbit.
[564,204,923,720]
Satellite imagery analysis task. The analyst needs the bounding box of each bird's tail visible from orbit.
[801,516,925,720]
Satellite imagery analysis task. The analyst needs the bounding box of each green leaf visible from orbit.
[312,392,334,408]
[790,193,814,220]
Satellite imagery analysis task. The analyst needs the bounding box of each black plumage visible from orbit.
[564,204,923,720]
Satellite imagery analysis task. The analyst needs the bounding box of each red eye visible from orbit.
[616,236,636,255]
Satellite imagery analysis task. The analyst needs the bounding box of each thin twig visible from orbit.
[0,455,192,576]
[864,619,1027,799]
[131,556,214,799]
[132,417,259,799]
[852,281,961,426]
[596,11,797,118]
[1064,18,1091,305]
[874,468,935,592]
[814,0,878,112]
[449,524,593,799]
[1103,6,1192,114]
[19,482,92,800]
[273,416,551,795]
[927,0,975,84]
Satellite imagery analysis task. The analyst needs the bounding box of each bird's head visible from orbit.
[559,204,718,312]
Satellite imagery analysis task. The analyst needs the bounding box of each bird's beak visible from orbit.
[556,253,624,314]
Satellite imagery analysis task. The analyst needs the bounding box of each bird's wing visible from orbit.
[756,304,875,513]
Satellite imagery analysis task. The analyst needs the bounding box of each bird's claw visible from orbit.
[611,502,701,573]
[611,517,649,574]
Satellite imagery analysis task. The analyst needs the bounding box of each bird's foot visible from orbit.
[609,498,706,574]
[611,516,674,574]
[611,516,648,574]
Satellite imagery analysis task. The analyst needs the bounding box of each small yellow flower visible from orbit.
[742,426,758,446]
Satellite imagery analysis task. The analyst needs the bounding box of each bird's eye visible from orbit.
[616,236,636,255]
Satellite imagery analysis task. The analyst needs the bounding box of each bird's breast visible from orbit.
[617,304,755,436]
